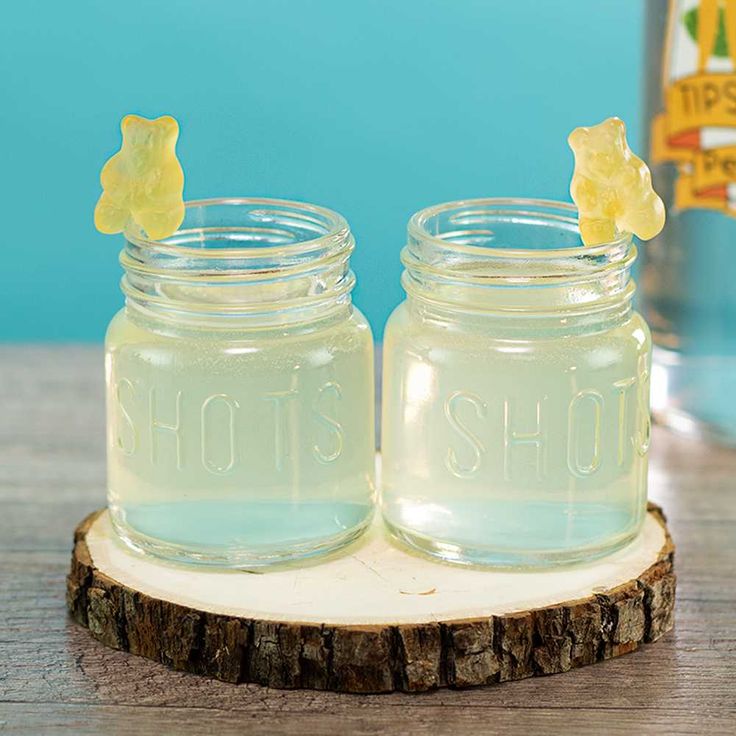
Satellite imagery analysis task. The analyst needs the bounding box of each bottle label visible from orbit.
[651,0,736,214]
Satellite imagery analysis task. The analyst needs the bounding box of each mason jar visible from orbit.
[106,198,375,567]
[381,199,652,567]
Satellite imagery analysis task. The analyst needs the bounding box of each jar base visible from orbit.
[110,509,374,569]
[382,517,642,570]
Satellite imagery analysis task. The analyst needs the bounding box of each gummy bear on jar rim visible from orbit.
[568,117,665,246]
[94,114,185,241]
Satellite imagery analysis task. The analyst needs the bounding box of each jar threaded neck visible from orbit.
[403,198,636,318]
[121,197,355,326]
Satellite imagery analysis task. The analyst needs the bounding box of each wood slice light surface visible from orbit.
[67,503,675,694]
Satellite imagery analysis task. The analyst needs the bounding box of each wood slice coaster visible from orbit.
[67,503,675,693]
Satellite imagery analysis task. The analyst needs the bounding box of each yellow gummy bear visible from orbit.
[94,114,185,241]
[568,117,665,246]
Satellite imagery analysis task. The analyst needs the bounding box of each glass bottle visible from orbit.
[381,199,651,567]
[643,0,736,443]
[106,198,375,567]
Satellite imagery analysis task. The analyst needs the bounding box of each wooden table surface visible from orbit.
[1,345,734,735]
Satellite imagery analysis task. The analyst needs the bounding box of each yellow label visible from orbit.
[675,172,728,210]
[692,145,736,190]
[665,73,736,135]
[650,113,695,164]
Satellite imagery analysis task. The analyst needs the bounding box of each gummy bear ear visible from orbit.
[568,127,588,151]
[121,114,146,134]
[605,117,628,149]
[155,115,179,139]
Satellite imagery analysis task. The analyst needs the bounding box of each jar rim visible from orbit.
[124,196,352,260]
[407,197,632,259]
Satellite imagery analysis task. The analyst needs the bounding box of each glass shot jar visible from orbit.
[381,199,652,568]
[105,198,376,567]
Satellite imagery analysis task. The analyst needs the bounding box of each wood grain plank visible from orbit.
[2,702,735,736]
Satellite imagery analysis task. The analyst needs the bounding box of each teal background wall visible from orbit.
[0,0,644,341]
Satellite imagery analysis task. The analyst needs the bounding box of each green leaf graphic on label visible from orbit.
[684,7,729,58]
